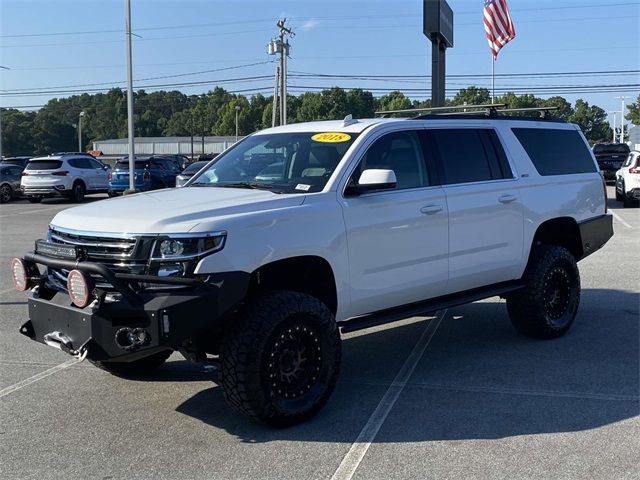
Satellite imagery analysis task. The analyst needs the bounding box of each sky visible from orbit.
[1,0,638,128]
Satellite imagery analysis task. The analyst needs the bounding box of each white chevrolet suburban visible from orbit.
[12,109,613,426]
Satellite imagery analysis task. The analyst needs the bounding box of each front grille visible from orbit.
[48,227,149,290]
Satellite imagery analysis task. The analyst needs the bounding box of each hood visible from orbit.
[51,187,306,234]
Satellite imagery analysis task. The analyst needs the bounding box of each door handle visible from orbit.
[498,194,517,204]
[420,204,443,214]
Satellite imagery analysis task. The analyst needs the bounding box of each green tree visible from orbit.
[569,99,610,142]
[450,86,491,106]
[1,109,36,156]
[376,91,411,115]
[539,96,574,121]
[625,94,640,126]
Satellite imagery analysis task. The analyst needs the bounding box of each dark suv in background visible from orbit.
[592,143,630,182]
[108,155,181,195]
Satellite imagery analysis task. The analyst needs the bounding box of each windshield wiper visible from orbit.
[195,182,286,193]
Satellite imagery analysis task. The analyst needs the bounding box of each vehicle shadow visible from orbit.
[172,287,639,443]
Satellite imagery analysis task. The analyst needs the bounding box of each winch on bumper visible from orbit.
[17,252,249,363]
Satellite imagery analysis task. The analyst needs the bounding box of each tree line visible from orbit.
[1,87,638,157]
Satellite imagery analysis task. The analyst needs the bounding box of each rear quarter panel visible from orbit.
[497,123,605,274]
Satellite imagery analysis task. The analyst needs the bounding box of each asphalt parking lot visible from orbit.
[0,188,638,480]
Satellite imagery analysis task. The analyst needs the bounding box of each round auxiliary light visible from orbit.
[11,258,29,292]
[159,239,185,257]
[67,269,93,308]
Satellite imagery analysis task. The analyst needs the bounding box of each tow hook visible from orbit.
[43,331,89,361]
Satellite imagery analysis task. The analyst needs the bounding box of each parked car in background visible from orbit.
[615,150,640,207]
[1,156,32,169]
[197,153,219,162]
[165,154,191,170]
[20,153,109,203]
[0,163,25,203]
[175,160,210,187]
[108,155,181,195]
[592,143,631,182]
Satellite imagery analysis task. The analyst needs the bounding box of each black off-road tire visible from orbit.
[90,349,172,377]
[27,196,42,203]
[0,183,12,203]
[70,181,86,203]
[220,290,341,427]
[506,244,580,339]
[107,190,118,198]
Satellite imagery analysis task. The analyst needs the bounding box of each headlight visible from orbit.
[151,233,226,260]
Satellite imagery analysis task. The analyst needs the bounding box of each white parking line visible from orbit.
[330,309,447,480]
[611,210,633,229]
[0,358,79,399]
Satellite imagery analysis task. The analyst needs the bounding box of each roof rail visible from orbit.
[376,103,561,120]
[375,103,506,117]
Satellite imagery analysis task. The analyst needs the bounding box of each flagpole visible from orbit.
[492,56,495,103]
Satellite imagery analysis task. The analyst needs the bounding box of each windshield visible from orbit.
[593,144,630,155]
[190,132,358,193]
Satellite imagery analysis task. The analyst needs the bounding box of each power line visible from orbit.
[2,2,637,39]
[0,61,271,92]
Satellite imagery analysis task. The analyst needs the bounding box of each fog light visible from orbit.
[11,258,29,292]
[67,269,93,308]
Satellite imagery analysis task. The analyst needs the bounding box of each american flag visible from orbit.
[483,0,516,59]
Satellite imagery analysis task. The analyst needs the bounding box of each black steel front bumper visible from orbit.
[578,214,614,260]
[19,253,250,362]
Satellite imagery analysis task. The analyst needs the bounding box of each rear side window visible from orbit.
[512,128,597,176]
[25,160,62,171]
[429,129,510,185]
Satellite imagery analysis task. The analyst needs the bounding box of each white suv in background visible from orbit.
[615,150,640,207]
[21,153,110,203]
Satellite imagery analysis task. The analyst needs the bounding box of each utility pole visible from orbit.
[616,96,630,143]
[608,111,617,143]
[267,19,294,126]
[271,65,280,127]
[235,105,241,142]
[124,0,136,194]
[78,111,85,152]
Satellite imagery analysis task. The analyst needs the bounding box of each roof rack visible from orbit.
[375,103,561,121]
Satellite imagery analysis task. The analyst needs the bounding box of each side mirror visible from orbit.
[346,169,397,196]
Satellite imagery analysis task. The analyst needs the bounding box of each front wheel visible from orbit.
[220,291,341,427]
[90,349,172,377]
[507,244,580,339]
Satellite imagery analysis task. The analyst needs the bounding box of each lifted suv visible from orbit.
[20,153,109,203]
[12,107,613,426]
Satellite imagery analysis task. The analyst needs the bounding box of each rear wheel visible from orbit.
[507,244,580,339]
[27,196,42,204]
[70,181,86,202]
[220,290,341,427]
[107,191,118,198]
[0,183,12,203]
[615,181,623,201]
[90,349,172,377]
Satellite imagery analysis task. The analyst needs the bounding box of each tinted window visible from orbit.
[9,166,23,175]
[89,159,104,169]
[115,160,150,170]
[355,130,428,190]
[430,129,494,185]
[68,158,92,169]
[182,161,209,174]
[592,143,630,155]
[512,128,597,176]
[25,160,63,171]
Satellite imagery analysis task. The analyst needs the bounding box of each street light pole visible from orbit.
[616,96,630,143]
[608,111,617,143]
[235,105,241,142]
[78,111,85,152]
[124,0,136,194]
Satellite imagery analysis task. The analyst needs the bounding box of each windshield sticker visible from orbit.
[311,132,351,143]
[295,184,312,191]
